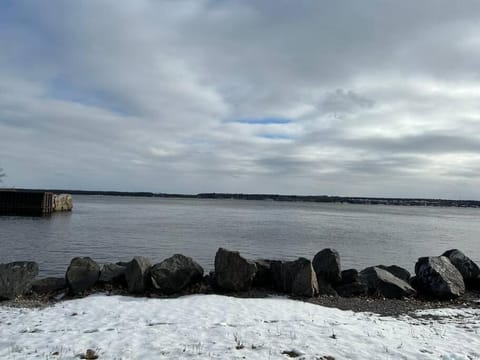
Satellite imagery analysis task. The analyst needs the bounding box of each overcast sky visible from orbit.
[1,1,480,198]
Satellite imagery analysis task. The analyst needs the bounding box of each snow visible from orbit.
[0,294,479,359]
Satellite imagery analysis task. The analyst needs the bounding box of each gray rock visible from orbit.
[415,256,465,299]
[335,282,368,297]
[0,262,39,300]
[99,263,126,285]
[442,249,480,287]
[340,269,359,285]
[66,257,100,295]
[377,265,411,282]
[312,248,341,284]
[31,277,66,294]
[359,266,416,299]
[214,248,257,292]
[271,258,319,297]
[150,254,203,294]
[125,256,152,294]
[252,259,274,288]
[290,259,320,297]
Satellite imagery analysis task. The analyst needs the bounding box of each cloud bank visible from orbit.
[1,0,480,198]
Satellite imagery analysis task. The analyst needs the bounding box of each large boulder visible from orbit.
[0,262,39,300]
[31,277,66,294]
[442,249,480,287]
[271,258,319,297]
[125,256,152,294]
[252,259,274,288]
[335,268,367,297]
[335,282,368,297]
[415,256,465,299]
[271,261,284,291]
[150,254,203,294]
[470,275,480,290]
[66,257,100,295]
[377,265,411,283]
[359,266,416,299]
[214,248,257,292]
[312,248,341,284]
[99,263,127,285]
[317,277,337,296]
[339,269,359,285]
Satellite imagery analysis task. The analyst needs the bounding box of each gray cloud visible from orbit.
[1,1,480,198]
[342,134,480,154]
[321,89,374,115]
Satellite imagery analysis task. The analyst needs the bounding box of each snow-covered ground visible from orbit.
[0,294,479,359]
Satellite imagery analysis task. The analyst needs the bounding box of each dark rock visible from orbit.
[312,248,342,284]
[271,258,319,297]
[31,277,66,294]
[409,276,420,289]
[335,282,368,297]
[125,256,152,294]
[271,260,283,290]
[0,261,39,300]
[150,254,203,294]
[99,263,126,285]
[317,276,337,296]
[339,269,359,285]
[81,349,98,360]
[415,256,465,299]
[206,271,217,289]
[282,350,302,358]
[252,259,274,288]
[470,275,480,290]
[214,248,257,292]
[377,265,411,282]
[335,269,365,297]
[359,266,416,299]
[442,249,480,287]
[66,257,100,295]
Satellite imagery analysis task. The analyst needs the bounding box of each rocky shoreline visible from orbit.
[1,248,479,316]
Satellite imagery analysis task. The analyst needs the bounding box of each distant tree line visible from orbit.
[7,188,480,208]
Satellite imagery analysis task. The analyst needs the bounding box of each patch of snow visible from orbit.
[0,294,479,359]
[414,308,480,318]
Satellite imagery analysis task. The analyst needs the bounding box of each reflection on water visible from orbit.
[1,195,479,276]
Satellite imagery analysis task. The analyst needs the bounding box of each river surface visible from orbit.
[1,195,479,276]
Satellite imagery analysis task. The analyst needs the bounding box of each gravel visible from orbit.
[307,290,480,317]
[1,285,479,318]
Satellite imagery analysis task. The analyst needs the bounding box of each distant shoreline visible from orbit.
[6,188,480,208]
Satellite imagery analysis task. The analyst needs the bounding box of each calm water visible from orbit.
[1,195,479,277]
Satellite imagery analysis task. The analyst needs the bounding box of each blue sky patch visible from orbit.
[234,117,292,125]
[48,78,134,116]
[258,133,293,140]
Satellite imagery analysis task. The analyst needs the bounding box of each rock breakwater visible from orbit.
[1,248,479,306]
